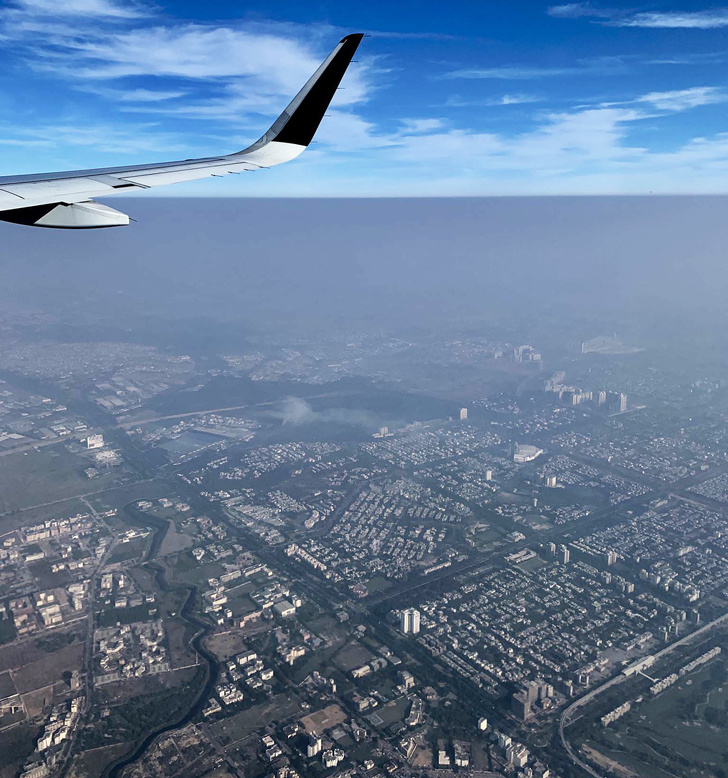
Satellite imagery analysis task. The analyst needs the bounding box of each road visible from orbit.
[57,534,119,778]
[558,610,728,778]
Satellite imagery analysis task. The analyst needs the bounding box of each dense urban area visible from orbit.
[0,318,726,778]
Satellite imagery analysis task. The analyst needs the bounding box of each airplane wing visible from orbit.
[0,33,364,229]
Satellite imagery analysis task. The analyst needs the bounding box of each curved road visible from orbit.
[559,610,728,777]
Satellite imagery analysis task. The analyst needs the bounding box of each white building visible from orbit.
[513,443,543,463]
[86,433,104,450]
[400,608,421,635]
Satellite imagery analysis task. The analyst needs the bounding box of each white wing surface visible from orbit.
[0,33,364,229]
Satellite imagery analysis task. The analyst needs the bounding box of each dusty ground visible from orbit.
[300,704,347,734]
[159,521,194,557]
[12,642,84,694]
[203,629,251,662]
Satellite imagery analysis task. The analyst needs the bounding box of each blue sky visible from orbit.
[2,0,728,195]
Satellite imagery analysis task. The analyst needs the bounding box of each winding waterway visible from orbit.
[102,517,220,777]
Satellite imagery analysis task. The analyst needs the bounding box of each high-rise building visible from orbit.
[606,550,618,566]
[507,744,530,768]
[597,390,607,406]
[307,734,322,757]
[510,692,531,721]
[400,608,421,635]
[619,393,628,413]
[496,732,512,750]
[546,475,557,488]
[459,408,468,421]
[559,545,570,564]
[548,542,557,557]
[525,681,540,703]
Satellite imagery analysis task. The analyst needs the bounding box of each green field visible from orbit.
[579,653,728,778]
[0,445,119,513]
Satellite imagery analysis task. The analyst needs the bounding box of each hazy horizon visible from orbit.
[1,196,727,359]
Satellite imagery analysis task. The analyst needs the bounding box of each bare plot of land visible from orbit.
[0,626,84,674]
[208,695,301,745]
[12,642,84,694]
[166,618,198,668]
[300,704,347,734]
[203,630,252,662]
[21,683,57,718]
[333,640,375,672]
[159,521,194,556]
[0,671,17,699]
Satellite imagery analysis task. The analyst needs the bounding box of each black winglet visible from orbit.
[236,33,365,154]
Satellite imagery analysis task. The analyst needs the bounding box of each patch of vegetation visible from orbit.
[78,681,201,750]
[0,618,17,645]
[34,631,77,653]
[96,604,155,628]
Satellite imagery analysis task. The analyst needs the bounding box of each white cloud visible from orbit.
[399,118,444,133]
[0,121,193,160]
[10,0,148,19]
[637,86,726,112]
[445,66,574,80]
[80,85,188,102]
[444,57,626,81]
[548,4,728,29]
[62,26,322,86]
[4,18,373,115]
[616,10,728,29]
[445,94,542,108]
[496,94,541,106]
[547,3,614,19]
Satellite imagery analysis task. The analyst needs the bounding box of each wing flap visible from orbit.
[0,176,118,200]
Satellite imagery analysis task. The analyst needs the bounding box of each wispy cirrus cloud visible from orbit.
[548,4,728,29]
[0,0,373,101]
[445,65,574,80]
[0,120,194,167]
[547,3,615,19]
[399,118,444,133]
[0,4,376,142]
[445,93,542,107]
[444,56,627,81]
[80,85,188,102]
[636,86,727,111]
[618,10,728,29]
[8,0,149,19]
